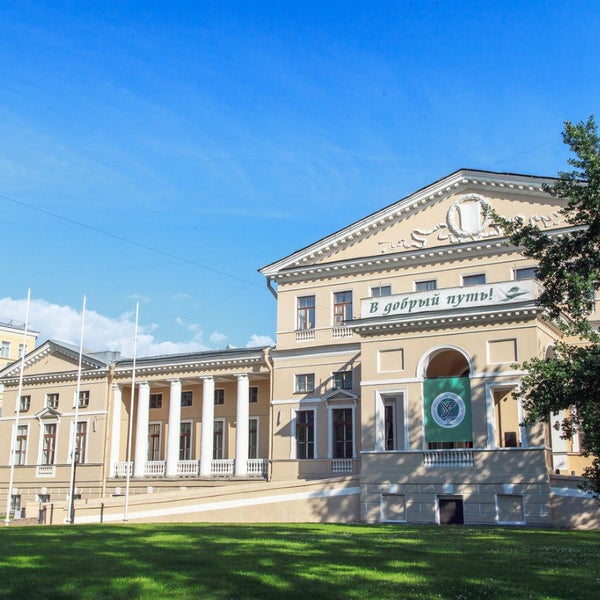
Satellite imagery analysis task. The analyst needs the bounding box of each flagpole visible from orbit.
[124,301,139,521]
[67,295,86,524]
[4,289,31,526]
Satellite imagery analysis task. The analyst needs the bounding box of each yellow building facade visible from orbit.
[0,169,598,527]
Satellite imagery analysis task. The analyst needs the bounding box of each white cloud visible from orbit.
[246,334,274,348]
[0,297,215,358]
[209,332,228,345]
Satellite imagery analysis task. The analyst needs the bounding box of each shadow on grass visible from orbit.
[0,524,598,599]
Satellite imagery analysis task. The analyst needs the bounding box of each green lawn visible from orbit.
[0,523,597,599]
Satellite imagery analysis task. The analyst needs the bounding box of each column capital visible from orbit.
[111,383,122,391]
[236,373,249,380]
[200,375,214,382]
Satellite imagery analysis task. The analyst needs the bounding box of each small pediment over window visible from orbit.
[323,389,359,404]
[35,406,61,420]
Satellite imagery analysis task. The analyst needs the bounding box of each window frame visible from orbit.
[514,266,538,281]
[214,388,225,405]
[371,285,392,298]
[41,422,57,466]
[180,390,193,407]
[297,295,316,330]
[331,406,354,459]
[332,370,353,391]
[295,373,315,394]
[415,279,437,292]
[248,417,259,459]
[46,393,59,409]
[19,395,31,412]
[213,419,225,459]
[1,341,10,358]
[249,386,259,403]
[15,424,28,466]
[78,390,90,409]
[147,422,162,461]
[295,409,315,459]
[180,420,193,460]
[462,273,486,287]
[149,393,162,409]
[333,291,353,326]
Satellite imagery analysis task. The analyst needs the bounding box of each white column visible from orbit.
[234,374,249,476]
[166,379,182,477]
[109,384,122,476]
[133,382,150,477]
[199,376,215,477]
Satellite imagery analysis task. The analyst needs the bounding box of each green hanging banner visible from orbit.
[424,377,472,443]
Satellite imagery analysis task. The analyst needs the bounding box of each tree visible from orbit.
[495,116,600,498]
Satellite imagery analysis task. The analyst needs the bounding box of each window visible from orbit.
[333,291,353,325]
[20,395,31,412]
[332,371,352,390]
[147,424,161,460]
[1,341,10,358]
[332,408,353,459]
[18,344,26,358]
[214,389,225,405]
[37,493,50,503]
[213,421,224,459]
[384,404,395,451]
[9,495,21,518]
[463,273,486,286]
[371,285,392,297]
[248,418,258,459]
[296,410,314,459]
[249,386,259,403]
[514,267,538,281]
[15,425,27,466]
[149,393,162,409]
[180,422,192,460]
[297,296,315,330]
[295,373,315,393]
[42,423,57,465]
[415,279,437,292]
[46,393,59,409]
[78,390,90,408]
[181,391,193,407]
[75,421,87,463]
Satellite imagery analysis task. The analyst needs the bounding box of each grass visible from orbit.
[0,523,598,599]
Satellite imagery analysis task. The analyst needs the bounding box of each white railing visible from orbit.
[35,465,56,478]
[423,450,475,468]
[113,461,133,478]
[247,458,267,477]
[144,461,166,477]
[296,329,315,342]
[332,458,353,473]
[332,326,353,339]
[177,460,200,477]
[211,459,234,476]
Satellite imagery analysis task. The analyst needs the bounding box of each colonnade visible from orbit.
[109,374,251,478]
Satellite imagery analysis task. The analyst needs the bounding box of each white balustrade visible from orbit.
[211,459,234,476]
[247,459,267,477]
[144,461,166,477]
[296,329,315,342]
[332,458,353,473]
[177,460,200,477]
[423,451,475,468]
[113,462,132,478]
[332,326,353,339]
[35,465,56,478]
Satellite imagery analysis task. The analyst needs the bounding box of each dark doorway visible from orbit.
[439,498,464,524]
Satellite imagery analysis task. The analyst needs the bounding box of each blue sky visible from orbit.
[0,1,598,356]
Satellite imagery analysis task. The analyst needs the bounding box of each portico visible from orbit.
[109,348,272,481]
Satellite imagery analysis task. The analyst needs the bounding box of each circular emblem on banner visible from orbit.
[431,392,466,429]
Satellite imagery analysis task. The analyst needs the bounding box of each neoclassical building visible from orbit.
[1,169,598,527]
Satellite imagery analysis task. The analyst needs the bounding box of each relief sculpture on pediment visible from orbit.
[378,193,564,253]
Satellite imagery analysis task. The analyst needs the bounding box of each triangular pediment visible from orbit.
[35,406,61,420]
[0,340,109,380]
[323,389,359,403]
[260,169,566,279]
